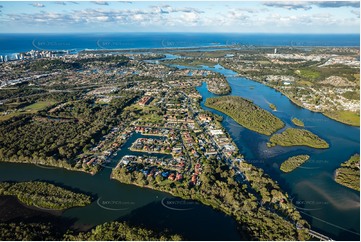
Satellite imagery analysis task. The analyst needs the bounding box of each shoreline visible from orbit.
[226,69,360,127]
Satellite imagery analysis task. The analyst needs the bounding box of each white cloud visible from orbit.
[54,1,66,5]
[31,2,45,8]
[92,1,109,6]
[1,3,359,33]
[262,2,312,10]
[351,9,360,18]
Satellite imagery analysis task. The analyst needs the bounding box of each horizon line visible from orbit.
[0,32,360,35]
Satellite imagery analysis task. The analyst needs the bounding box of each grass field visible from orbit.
[24,101,56,111]
[298,69,321,80]
[297,80,314,87]
[0,100,56,122]
[324,110,360,127]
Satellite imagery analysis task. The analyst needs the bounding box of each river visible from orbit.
[0,58,359,240]
[186,63,359,241]
[0,132,241,240]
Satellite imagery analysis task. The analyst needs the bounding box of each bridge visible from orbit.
[309,229,333,241]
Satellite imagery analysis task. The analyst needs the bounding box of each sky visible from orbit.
[0,1,359,33]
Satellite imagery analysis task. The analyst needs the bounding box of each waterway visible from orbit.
[186,63,360,241]
[0,57,359,240]
[0,132,241,240]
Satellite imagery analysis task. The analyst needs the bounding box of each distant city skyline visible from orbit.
[0,1,359,33]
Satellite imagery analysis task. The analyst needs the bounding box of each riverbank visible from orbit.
[0,159,93,175]
[0,181,92,210]
[334,154,360,191]
[110,157,310,241]
[221,66,360,127]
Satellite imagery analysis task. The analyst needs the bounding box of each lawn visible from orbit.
[0,100,56,122]
[24,101,56,112]
[298,69,321,80]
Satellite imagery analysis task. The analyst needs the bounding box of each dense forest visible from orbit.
[268,128,329,149]
[0,222,62,241]
[280,155,310,173]
[112,157,310,240]
[335,154,360,191]
[64,221,181,241]
[0,221,180,241]
[0,181,92,210]
[0,92,139,168]
[205,96,284,135]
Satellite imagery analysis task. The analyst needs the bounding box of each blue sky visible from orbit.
[0,1,359,33]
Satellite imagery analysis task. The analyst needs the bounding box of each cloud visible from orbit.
[150,5,204,14]
[351,9,360,18]
[92,1,109,5]
[312,1,360,8]
[54,1,66,5]
[2,3,359,33]
[262,1,312,10]
[263,1,360,10]
[31,2,45,8]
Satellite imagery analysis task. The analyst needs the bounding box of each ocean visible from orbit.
[0,33,359,56]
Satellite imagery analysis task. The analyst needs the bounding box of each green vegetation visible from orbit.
[335,154,360,191]
[0,221,180,241]
[112,157,310,241]
[291,117,304,127]
[268,128,329,149]
[205,96,284,135]
[205,74,231,95]
[297,69,321,80]
[0,93,139,169]
[280,155,310,173]
[0,100,56,122]
[0,181,92,210]
[0,222,61,240]
[269,103,277,111]
[324,110,360,127]
[64,221,181,241]
[23,101,56,111]
[342,91,360,100]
